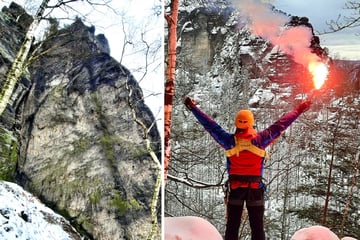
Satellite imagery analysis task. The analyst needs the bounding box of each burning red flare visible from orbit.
[308,61,329,90]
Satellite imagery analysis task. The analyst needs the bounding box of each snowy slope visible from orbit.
[0,181,82,240]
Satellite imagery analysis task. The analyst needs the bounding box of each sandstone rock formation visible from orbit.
[0,2,161,239]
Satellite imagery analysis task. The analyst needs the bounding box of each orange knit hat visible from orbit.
[234,110,254,129]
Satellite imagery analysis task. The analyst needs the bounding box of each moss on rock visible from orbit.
[0,126,18,181]
[110,190,142,216]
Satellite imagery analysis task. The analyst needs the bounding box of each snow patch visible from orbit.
[0,181,81,240]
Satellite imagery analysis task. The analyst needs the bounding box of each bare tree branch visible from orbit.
[321,1,360,34]
[167,171,226,189]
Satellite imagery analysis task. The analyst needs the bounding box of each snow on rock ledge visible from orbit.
[0,181,81,240]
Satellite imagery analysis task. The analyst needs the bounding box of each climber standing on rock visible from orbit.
[183,96,311,240]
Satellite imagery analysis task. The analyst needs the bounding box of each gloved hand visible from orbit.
[296,100,311,113]
[183,96,196,110]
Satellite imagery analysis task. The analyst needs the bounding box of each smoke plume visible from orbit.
[233,0,321,67]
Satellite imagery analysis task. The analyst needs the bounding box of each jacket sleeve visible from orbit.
[190,105,233,149]
[257,109,302,148]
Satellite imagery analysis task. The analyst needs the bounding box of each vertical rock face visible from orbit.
[178,7,232,74]
[0,3,160,240]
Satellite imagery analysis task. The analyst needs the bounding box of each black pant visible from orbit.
[224,187,265,240]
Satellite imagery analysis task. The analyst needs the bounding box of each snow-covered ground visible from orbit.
[0,181,81,240]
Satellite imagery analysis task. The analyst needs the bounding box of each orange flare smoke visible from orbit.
[308,62,329,90]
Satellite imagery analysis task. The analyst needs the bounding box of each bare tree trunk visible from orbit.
[281,126,292,240]
[0,0,50,116]
[322,111,341,225]
[125,73,162,240]
[322,137,335,225]
[339,151,359,238]
[164,0,178,182]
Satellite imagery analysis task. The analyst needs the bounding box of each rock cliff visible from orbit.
[0,2,161,239]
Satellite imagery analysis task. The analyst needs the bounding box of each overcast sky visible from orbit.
[271,0,360,60]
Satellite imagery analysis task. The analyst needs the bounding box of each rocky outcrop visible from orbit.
[178,6,234,74]
[0,2,160,239]
[175,5,330,95]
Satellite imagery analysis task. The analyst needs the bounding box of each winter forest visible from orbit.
[165,0,359,239]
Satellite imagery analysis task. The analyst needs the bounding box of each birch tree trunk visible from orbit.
[125,79,162,240]
[0,0,50,116]
[164,0,178,182]
[322,111,341,225]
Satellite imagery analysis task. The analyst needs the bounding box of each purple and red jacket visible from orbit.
[189,105,303,189]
